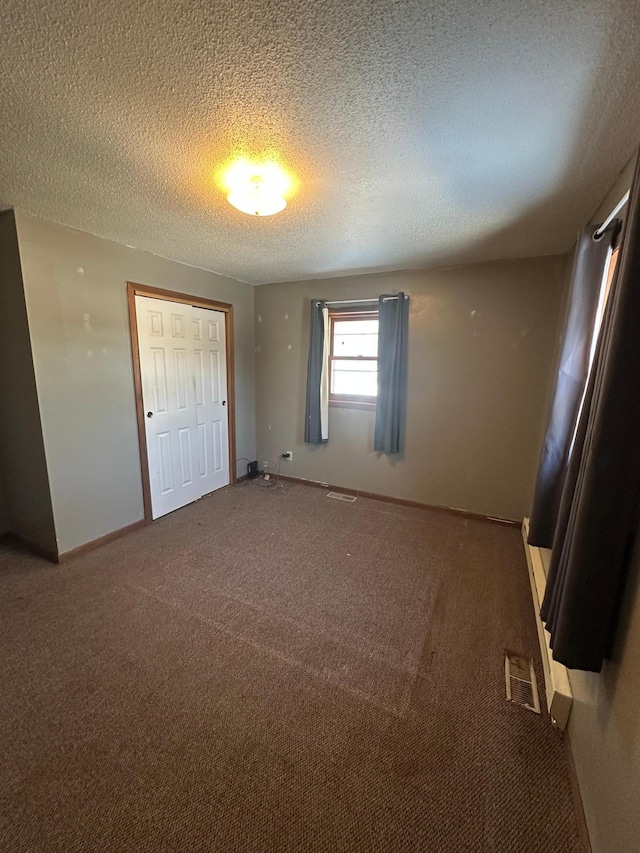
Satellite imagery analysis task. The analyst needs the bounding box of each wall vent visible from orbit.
[505,652,541,714]
[326,492,357,503]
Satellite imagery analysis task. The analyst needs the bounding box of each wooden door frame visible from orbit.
[126,281,237,524]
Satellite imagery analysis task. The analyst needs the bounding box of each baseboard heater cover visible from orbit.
[521,518,573,731]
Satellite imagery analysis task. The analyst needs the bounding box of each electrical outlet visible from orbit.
[282,451,293,461]
[263,460,269,470]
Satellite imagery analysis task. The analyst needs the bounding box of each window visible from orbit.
[587,244,619,383]
[569,245,620,457]
[328,311,379,409]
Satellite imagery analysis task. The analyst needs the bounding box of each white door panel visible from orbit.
[194,307,229,495]
[135,295,230,519]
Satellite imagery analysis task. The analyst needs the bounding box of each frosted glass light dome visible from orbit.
[222,158,293,217]
[227,175,287,216]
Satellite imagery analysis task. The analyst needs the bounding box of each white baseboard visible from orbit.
[521,518,573,730]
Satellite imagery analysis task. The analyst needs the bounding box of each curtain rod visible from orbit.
[323,295,405,306]
[593,190,630,240]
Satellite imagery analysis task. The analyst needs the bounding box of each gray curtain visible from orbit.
[374,293,409,454]
[541,153,640,672]
[304,299,328,444]
[528,223,618,548]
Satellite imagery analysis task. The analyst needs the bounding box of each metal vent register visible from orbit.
[505,652,541,714]
[326,492,357,503]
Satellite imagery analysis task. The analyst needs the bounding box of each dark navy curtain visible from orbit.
[374,293,409,454]
[304,299,328,444]
[542,152,640,671]
[528,223,618,548]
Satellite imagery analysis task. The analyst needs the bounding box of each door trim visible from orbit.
[126,281,237,524]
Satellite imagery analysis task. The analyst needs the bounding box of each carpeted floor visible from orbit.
[0,481,582,852]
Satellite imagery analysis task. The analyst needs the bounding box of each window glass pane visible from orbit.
[333,319,378,335]
[331,359,378,397]
[333,333,378,357]
[333,319,379,357]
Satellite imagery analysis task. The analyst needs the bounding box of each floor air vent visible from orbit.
[326,492,357,503]
[505,652,541,714]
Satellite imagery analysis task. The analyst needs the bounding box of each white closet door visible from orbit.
[136,296,229,519]
[192,306,230,496]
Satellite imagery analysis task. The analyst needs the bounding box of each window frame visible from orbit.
[328,309,379,410]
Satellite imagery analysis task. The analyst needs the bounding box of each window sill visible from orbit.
[329,399,376,411]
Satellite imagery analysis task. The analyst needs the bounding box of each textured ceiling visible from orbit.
[1,0,639,285]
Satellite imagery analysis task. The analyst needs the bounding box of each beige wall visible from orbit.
[14,212,256,554]
[255,256,567,521]
[565,153,640,853]
[0,212,57,552]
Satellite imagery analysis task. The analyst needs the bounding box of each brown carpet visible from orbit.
[0,481,582,852]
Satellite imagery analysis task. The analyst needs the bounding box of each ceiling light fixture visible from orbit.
[228,174,286,217]
[223,159,293,217]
